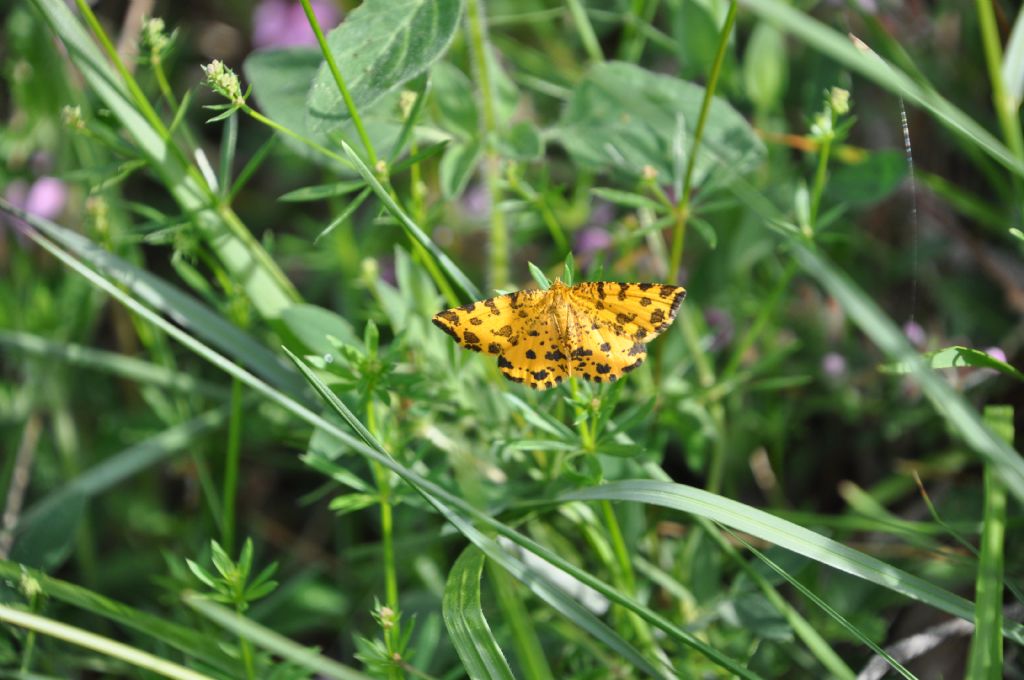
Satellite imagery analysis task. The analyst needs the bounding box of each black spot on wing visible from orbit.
[526,349,537,359]
[432,318,460,342]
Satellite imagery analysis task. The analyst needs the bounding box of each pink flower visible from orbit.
[903,320,926,349]
[985,347,1007,363]
[252,0,342,50]
[574,227,611,256]
[822,351,847,378]
[4,176,68,222]
[25,177,68,220]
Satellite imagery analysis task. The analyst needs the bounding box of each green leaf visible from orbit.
[496,121,544,161]
[527,261,551,289]
[743,22,788,112]
[430,61,478,139]
[439,140,482,198]
[306,0,464,143]
[243,48,403,167]
[328,493,378,516]
[590,187,664,212]
[186,560,218,589]
[826,150,908,206]
[880,345,1023,382]
[10,490,85,572]
[557,61,764,182]
[280,304,360,357]
[442,548,516,680]
[279,180,366,202]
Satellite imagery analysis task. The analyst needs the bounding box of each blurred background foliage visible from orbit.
[1,0,1023,678]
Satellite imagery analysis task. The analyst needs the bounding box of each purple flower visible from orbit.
[903,320,926,349]
[252,0,342,50]
[460,183,490,220]
[4,176,67,224]
[25,177,68,220]
[822,351,847,379]
[704,307,733,351]
[574,227,612,256]
[985,347,1007,363]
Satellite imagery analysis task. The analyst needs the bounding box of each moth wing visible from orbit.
[432,289,569,389]
[568,282,686,344]
[431,289,547,355]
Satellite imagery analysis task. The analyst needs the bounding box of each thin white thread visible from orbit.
[900,98,919,325]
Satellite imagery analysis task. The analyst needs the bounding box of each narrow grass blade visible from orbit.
[14,212,764,678]
[725,530,916,680]
[563,480,1024,644]
[30,0,300,319]
[182,593,371,680]
[17,407,230,537]
[0,605,213,680]
[0,562,233,673]
[966,406,1012,678]
[696,517,857,680]
[0,331,228,397]
[742,0,1024,179]
[284,349,754,680]
[442,547,516,680]
[0,198,306,396]
[339,141,481,301]
[792,242,1024,504]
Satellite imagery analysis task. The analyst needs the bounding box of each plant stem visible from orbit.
[298,0,377,166]
[366,399,399,672]
[566,0,604,63]
[465,0,509,290]
[976,4,1024,162]
[668,0,737,283]
[809,134,833,230]
[222,378,243,553]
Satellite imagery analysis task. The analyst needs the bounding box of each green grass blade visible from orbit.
[696,518,857,680]
[182,593,372,680]
[16,407,230,540]
[0,198,306,396]
[339,141,481,301]
[791,242,1024,503]
[742,0,1024,179]
[966,406,1012,678]
[30,0,300,319]
[13,211,760,678]
[0,561,234,673]
[725,530,917,680]
[0,331,228,398]
[0,605,213,680]
[442,548,516,680]
[562,480,1024,644]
